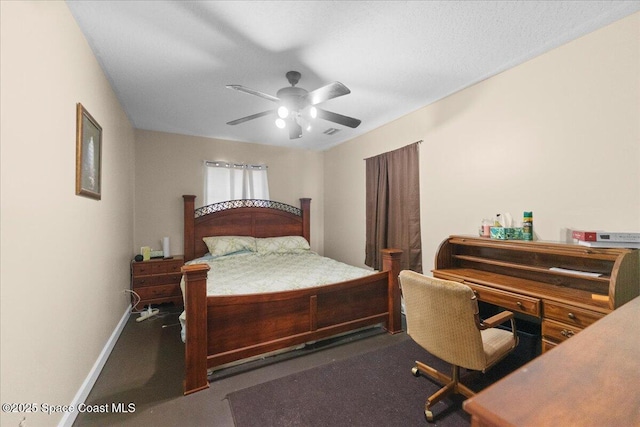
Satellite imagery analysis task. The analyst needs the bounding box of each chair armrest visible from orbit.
[479,310,513,330]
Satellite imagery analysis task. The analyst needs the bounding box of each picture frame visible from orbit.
[75,103,102,200]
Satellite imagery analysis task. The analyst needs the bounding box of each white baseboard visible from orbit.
[58,305,132,427]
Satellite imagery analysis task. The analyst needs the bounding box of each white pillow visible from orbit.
[202,236,256,257]
[256,236,310,254]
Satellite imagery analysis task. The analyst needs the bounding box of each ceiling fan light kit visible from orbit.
[226,71,361,140]
[277,106,289,119]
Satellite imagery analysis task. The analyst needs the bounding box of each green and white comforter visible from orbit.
[183,250,374,296]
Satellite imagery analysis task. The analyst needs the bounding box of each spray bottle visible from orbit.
[523,211,533,240]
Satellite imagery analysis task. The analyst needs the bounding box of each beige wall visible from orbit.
[134,130,325,255]
[324,12,640,271]
[0,2,135,426]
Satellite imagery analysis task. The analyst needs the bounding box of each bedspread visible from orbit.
[178,251,375,342]
[183,251,375,296]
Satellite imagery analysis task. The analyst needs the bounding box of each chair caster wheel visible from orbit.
[425,409,434,422]
[411,366,420,377]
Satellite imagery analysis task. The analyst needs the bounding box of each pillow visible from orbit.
[202,236,256,257]
[256,236,310,254]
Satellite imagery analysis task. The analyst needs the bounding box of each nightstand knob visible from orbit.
[568,312,576,320]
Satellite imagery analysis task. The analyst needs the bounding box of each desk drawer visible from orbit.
[542,318,583,343]
[544,301,605,329]
[464,282,541,317]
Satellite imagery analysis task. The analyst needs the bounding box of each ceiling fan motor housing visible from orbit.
[276,86,309,111]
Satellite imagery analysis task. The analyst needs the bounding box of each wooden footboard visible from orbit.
[182,248,402,395]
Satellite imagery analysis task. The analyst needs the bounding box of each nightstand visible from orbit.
[130,256,184,310]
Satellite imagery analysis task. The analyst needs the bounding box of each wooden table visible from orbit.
[463,296,640,426]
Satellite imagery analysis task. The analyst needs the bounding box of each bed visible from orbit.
[180,195,403,395]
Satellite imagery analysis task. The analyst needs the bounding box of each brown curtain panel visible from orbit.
[365,142,422,272]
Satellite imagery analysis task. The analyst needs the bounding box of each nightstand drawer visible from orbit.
[155,273,182,285]
[152,260,183,274]
[133,273,181,287]
[133,276,155,287]
[135,284,182,300]
[132,262,152,276]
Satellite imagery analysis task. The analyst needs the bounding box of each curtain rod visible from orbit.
[363,140,422,161]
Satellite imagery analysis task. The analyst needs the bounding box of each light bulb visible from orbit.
[277,106,289,119]
[309,106,317,119]
[275,118,286,129]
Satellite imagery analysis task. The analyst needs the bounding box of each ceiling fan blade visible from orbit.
[226,110,275,125]
[316,108,361,128]
[305,81,351,105]
[226,85,280,103]
[288,120,302,139]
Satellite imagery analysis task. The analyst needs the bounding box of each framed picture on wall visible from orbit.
[75,103,102,200]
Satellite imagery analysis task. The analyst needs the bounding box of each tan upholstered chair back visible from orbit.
[400,270,488,371]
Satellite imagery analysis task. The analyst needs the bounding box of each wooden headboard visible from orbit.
[183,195,311,261]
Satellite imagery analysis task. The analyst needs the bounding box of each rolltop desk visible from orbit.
[433,235,639,351]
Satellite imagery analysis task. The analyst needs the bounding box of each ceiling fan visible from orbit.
[226,71,361,139]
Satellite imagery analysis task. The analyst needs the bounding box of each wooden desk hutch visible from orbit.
[433,236,639,351]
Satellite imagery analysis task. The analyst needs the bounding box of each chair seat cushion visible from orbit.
[481,328,517,368]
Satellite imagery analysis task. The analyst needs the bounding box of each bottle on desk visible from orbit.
[523,211,533,240]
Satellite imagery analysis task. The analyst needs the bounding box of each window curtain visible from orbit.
[365,142,422,272]
[204,161,269,205]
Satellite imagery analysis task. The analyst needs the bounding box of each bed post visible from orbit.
[182,263,210,395]
[300,198,311,244]
[183,195,196,261]
[382,248,403,334]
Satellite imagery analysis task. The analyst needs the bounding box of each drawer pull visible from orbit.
[567,312,576,320]
[516,301,523,308]
[561,329,575,338]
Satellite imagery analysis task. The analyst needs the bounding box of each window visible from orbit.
[204,161,269,205]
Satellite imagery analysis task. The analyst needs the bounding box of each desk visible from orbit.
[463,296,640,426]
[433,236,639,351]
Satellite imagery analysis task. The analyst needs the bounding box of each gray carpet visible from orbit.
[227,338,532,426]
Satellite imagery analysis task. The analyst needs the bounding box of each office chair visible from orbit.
[399,270,519,422]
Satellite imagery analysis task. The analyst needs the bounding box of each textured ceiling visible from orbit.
[67,1,640,151]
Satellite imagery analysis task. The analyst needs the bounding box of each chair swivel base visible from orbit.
[412,360,476,422]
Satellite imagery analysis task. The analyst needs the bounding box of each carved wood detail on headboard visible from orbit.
[182,195,311,261]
